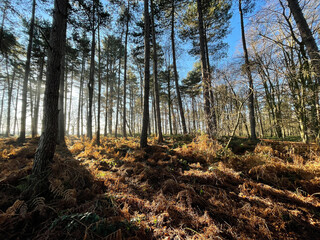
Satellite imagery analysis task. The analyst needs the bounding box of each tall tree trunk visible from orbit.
[32,56,44,138]
[196,0,215,138]
[287,0,320,78]
[19,0,36,142]
[96,20,101,145]
[87,2,95,139]
[13,77,21,135]
[67,65,74,135]
[33,0,68,178]
[123,0,130,138]
[171,0,187,134]
[115,43,122,138]
[167,69,173,135]
[0,84,5,133]
[5,60,15,137]
[140,0,150,148]
[104,55,109,136]
[77,57,85,137]
[108,62,114,135]
[239,0,256,140]
[151,0,163,143]
[57,51,66,144]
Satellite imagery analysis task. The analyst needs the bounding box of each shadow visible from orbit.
[0,137,148,240]
[220,136,260,155]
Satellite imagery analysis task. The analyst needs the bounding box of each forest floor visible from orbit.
[1,135,320,239]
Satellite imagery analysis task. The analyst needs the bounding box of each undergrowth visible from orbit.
[1,135,320,239]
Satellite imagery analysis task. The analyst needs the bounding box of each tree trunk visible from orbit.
[115,47,122,138]
[167,69,173,135]
[123,0,130,138]
[19,0,36,142]
[140,0,150,148]
[96,20,101,145]
[287,0,320,78]
[57,50,66,144]
[87,2,95,139]
[108,62,114,135]
[239,0,256,140]
[77,57,85,137]
[171,0,187,135]
[13,77,21,136]
[196,0,215,138]
[33,0,68,178]
[32,56,44,138]
[5,60,15,137]
[67,65,74,135]
[151,0,163,143]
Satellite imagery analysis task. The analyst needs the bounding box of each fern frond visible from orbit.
[105,229,122,240]
[49,178,65,197]
[5,199,24,215]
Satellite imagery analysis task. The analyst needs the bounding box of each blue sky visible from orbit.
[178,0,265,80]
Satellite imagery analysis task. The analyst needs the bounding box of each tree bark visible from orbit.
[5,59,15,137]
[151,0,163,143]
[140,0,150,148]
[57,50,66,144]
[239,0,256,140]
[171,0,187,135]
[196,0,215,138]
[115,47,122,138]
[19,0,36,142]
[87,1,95,139]
[67,65,73,135]
[287,0,320,78]
[123,0,130,138]
[77,56,85,137]
[32,56,44,138]
[96,19,101,145]
[33,0,68,177]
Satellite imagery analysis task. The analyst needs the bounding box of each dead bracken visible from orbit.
[1,136,320,239]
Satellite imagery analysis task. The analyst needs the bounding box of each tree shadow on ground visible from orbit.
[0,137,148,240]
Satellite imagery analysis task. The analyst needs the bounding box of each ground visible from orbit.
[1,135,320,239]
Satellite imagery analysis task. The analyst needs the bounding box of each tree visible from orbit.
[170,0,187,135]
[140,0,150,148]
[151,0,163,143]
[196,0,215,138]
[19,0,36,142]
[239,0,257,140]
[286,0,320,79]
[33,0,68,180]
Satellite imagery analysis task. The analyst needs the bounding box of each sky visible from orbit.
[177,0,265,80]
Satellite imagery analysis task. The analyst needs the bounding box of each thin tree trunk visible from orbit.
[19,0,36,142]
[5,59,15,137]
[77,57,85,137]
[171,0,187,134]
[96,19,101,145]
[239,0,256,140]
[67,65,74,135]
[57,50,66,144]
[151,0,163,143]
[32,56,44,138]
[196,0,215,137]
[167,69,173,135]
[140,0,150,148]
[87,1,95,139]
[123,0,130,138]
[115,51,121,138]
[13,77,21,136]
[108,62,114,135]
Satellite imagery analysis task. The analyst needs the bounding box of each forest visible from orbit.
[1,0,320,239]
